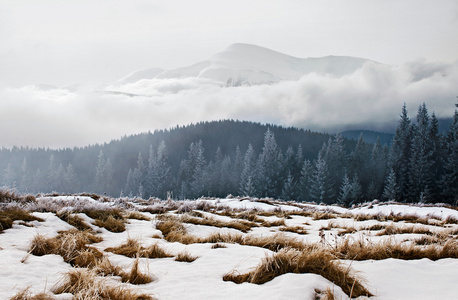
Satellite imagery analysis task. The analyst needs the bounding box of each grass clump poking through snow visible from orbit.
[155,215,197,244]
[180,214,257,233]
[30,229,103,267]
[56,211,92,231]
[334,237,458,260]
[175,250,199,262]
[124,211,151,221]
[120,258,154,285]
[84,209,126,232]
[53,268,155,299]
[279,225,308,235]
[223,247,371,298]
[105,238,173,259]
[0,208,43,233]
[9,287,55,300]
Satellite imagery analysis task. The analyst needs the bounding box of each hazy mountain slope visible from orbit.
[119,43,377,86]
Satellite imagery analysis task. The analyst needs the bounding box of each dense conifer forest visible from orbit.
[1,103,457,205]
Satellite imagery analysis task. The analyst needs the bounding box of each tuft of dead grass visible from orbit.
[223,247,371,298]
[124,211,151,221]
[84,209,126,232]
[120,259,154,285]
[334,237,458,261]
[9,287,55,300]
[312,211,338,221]
[30,230,103,267]
[1,209,43,233]
[375,223,433,236]
[279,226,308,235]
[105,238,173,259]
[180,214,256,233]
[260,218,286,227]
[52,268,155,299]
[174,250,198,262]
[211,243,227,249]
[56,211,92,231]
[314,287,337,300]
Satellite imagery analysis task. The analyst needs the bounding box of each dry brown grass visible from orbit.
[314,288,338,300]
[9,287,55,300]
[175,250,198,262]
[445,215,458,225]
[241,233,309,252]
[334,237,458,261]
[120,259,154,285]
[105,238,173,259]
[223,247,371,298]
[279,226,308,235]
[375,223,433,236]
[312,211,338,221]
[0,190,36,204]
[211,243,227,249]
[180,214,256,233]
[56,211,92,231]
[84,209,126,232]
[30,230,103,267]
[125,211,151,221]
[52,268,155,299]
[336,227,357,236]
[0,209,43,233]
[260,218,286,227]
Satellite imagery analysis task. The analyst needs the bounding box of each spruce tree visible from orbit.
[310,154,334,204]
[383,168,398,201]
[338,173,352,206]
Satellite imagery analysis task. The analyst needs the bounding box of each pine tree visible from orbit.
[298,159,312,202]
[3,163,17,189]
[389,104,413,202]
[63,163,79,194]
[239,144,256,196]
[383,168,398,201]
[256,128,281,197]
[442,104,458,204]
[408,103,433,202]
[47,155,57,192]
[369,137,387,198]
[94,150,106,194]
[337,173,352,206]
[281,171,297,201]
[350,174,363,205]
[310,154,334,204]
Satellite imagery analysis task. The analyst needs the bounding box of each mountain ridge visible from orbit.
[112,43,379,87]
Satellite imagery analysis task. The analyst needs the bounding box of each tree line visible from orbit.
[2,103,457,205]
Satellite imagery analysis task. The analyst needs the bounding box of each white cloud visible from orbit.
[1,59,457,148]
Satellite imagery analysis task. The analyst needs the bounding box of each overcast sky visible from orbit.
[1,0,458,147]
[2,0,458,86]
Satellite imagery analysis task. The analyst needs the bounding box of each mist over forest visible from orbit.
[1,102,457,205]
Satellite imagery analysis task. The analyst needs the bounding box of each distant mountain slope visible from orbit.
[0,120,353,196]
[114,43,378,86]
[340,130,394,146]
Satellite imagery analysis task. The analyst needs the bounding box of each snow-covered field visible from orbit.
[1,196,457,300]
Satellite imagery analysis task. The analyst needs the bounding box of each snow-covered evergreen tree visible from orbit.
[338,173,352,206]
[310,154,334,204]
[239,144,256,196]
[3,163,16,189]
[382,168,398,201]
[298,159,312,202]
[281,171,297,201]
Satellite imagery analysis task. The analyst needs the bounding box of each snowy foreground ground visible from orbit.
[1,196,458,300]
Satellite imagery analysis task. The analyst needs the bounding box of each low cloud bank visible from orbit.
[1,59,457,148]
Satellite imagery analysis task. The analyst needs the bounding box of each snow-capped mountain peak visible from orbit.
[115,43,377,86]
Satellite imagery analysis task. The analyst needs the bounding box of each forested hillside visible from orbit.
[1,103,457,205]
[0,121,335,197]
